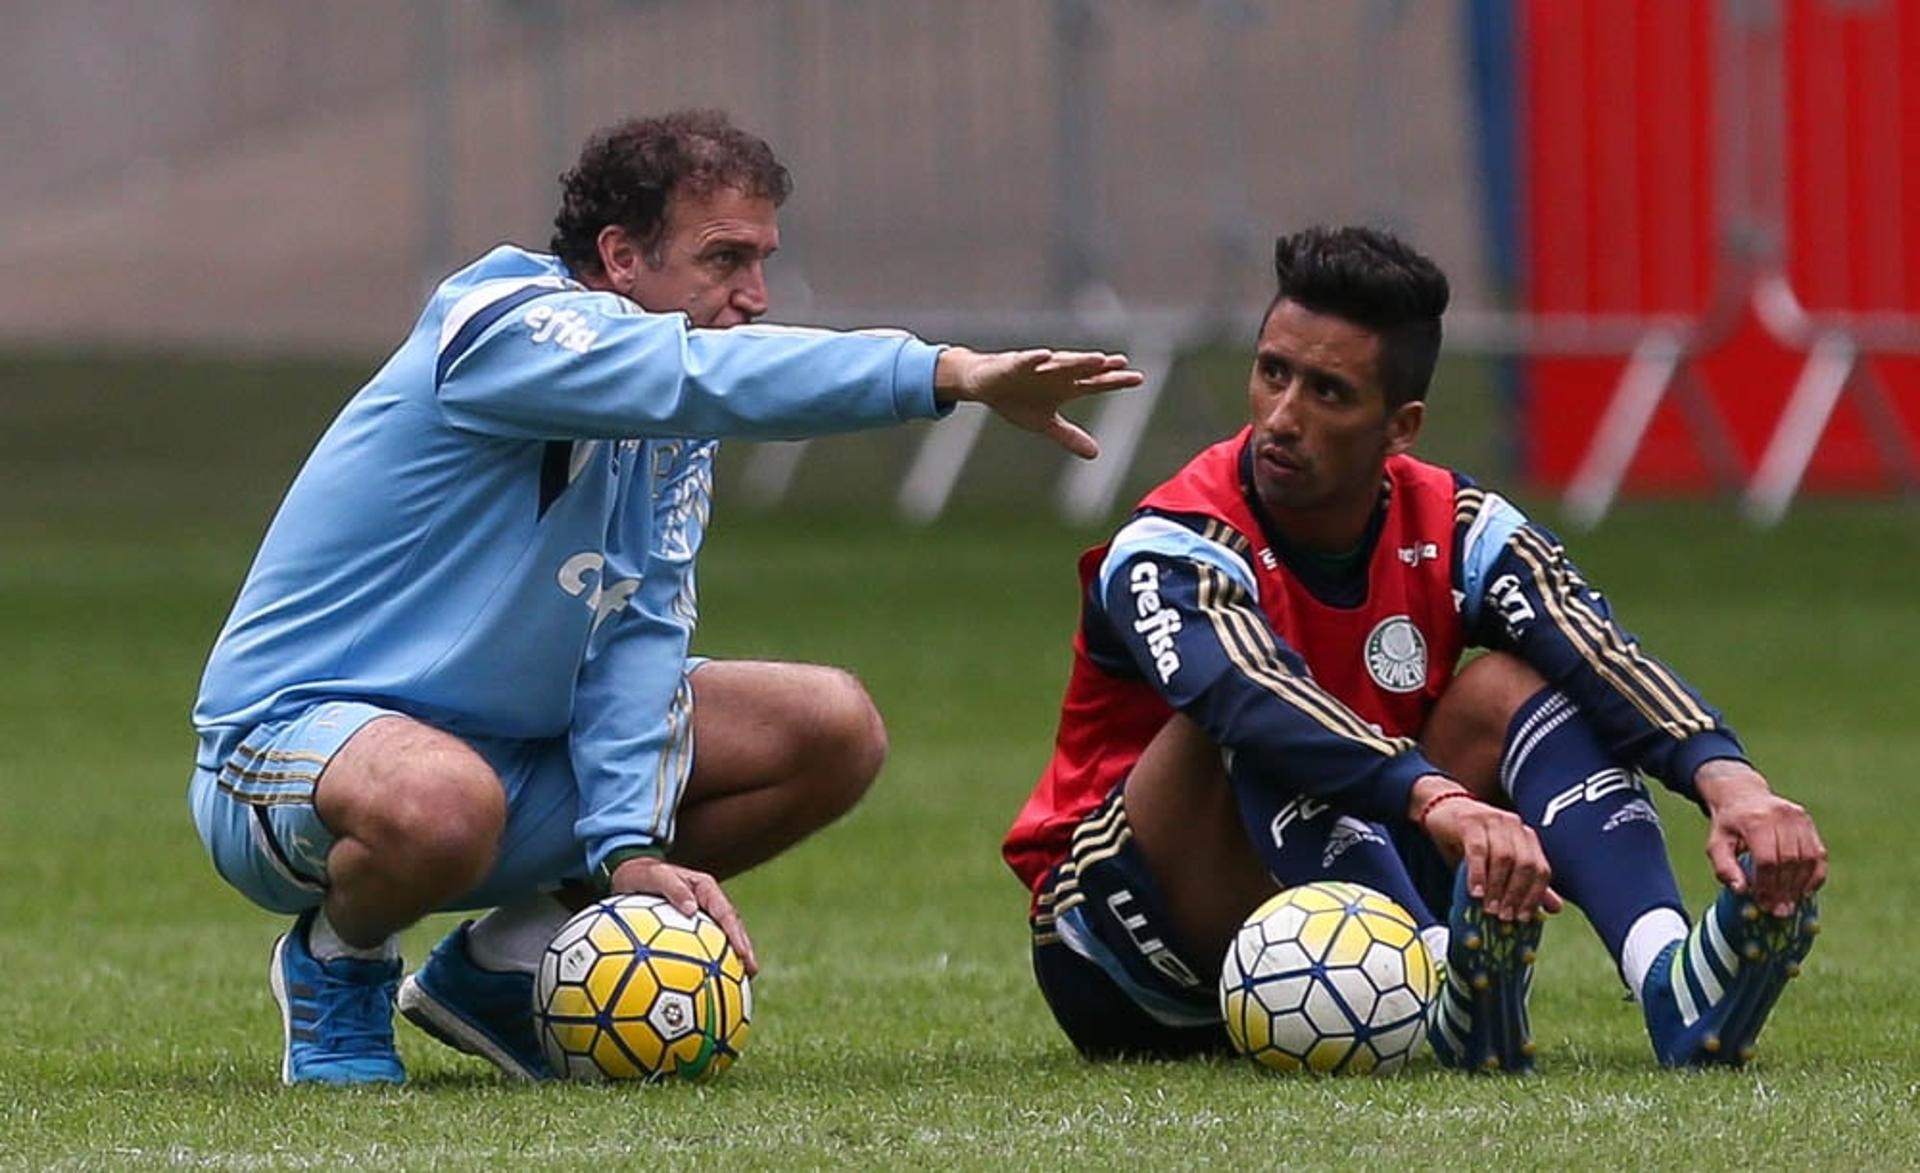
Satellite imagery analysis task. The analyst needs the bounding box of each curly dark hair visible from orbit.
[550,109,792,277]
[1265,226,1451,407]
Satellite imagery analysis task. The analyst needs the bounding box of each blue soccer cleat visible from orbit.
[397,921,551,1081]
[270,909,405,1086]
[1641,869,1819,1067]
[1426,865,1544,1073]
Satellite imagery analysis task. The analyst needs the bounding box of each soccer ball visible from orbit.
[1219,881,1437,1074]
[533,894,752,1081]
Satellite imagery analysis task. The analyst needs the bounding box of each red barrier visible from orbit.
[1522,0,1920,494]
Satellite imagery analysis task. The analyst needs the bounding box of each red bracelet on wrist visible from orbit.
[1415,789,1476,830]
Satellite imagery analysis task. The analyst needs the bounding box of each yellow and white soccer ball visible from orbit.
[533,894,752,1081]
[1219,881,1437,1074]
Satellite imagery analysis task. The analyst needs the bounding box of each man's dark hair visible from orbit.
[1265,226,1450,407]
[550,109,792,276]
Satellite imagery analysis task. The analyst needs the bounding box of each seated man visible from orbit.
[189,109,1142,1085]
[1004,226,1826,1071]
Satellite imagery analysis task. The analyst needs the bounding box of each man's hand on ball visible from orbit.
[611,855,758,975]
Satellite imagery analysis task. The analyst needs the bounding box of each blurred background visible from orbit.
[3,0,1915,526]
[3,6,1919,1148]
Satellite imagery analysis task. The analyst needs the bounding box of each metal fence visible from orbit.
[0,1,1487,335]
[0,1,1912,523]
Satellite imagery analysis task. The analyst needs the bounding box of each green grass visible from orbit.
[2,353,1918,1168]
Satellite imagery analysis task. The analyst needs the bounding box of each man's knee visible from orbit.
[317,717,506,873]
[1423,652,1549,797]
[684,659,887,830]
[802,667,888,817]
[365,774,505,880]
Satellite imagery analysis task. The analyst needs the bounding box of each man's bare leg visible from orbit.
[276,714,506,1083]
[1418,652,1549,801]
[667,659,889,879]
[463,656,887,951]
[1121,714,1279,964]
[312,715,507,946]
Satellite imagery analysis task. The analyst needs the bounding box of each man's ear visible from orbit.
[1385,400,1424,457]
[595,225,641,293]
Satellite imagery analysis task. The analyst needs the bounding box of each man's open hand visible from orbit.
[934,347,1144,458]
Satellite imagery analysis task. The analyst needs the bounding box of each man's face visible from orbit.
[620,186,780,328]
[1246,299,1421,524]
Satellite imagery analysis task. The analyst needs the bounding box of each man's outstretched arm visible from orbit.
[434,280,1139,455]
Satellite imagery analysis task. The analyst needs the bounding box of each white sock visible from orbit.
[307,908,400,963]
[466,893,573,975]
[1621,907,1689,1002]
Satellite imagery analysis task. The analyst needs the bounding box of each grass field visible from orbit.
[3,354,1918,1168]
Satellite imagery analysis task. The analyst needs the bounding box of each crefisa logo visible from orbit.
[1364,615,1427,694]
